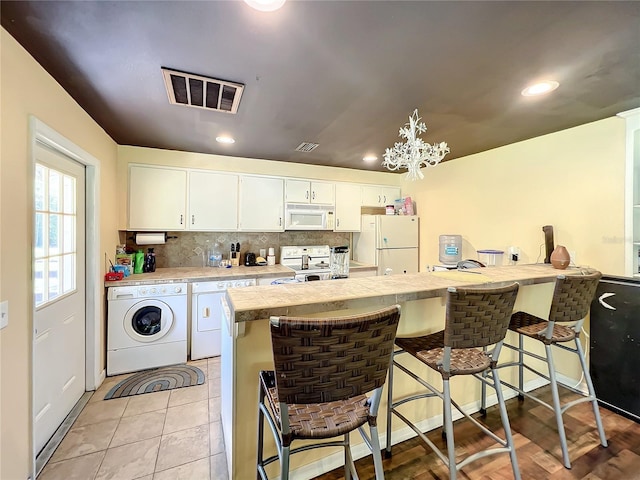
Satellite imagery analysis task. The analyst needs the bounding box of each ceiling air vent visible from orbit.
[161,67,244,114]
[295,142,319,152]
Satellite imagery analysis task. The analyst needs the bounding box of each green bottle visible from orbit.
[134,250,144,274]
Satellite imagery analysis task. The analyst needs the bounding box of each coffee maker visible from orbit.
[330,246,350,279]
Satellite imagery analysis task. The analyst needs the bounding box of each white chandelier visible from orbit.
[382,109,450,180]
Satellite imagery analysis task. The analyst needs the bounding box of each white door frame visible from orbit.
[29,117,103,462]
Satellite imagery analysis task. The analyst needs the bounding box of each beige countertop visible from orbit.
[104,262,377,287]
[104,264,294,287]
[225,264,593,323]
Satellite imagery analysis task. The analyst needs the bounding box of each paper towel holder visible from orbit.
[128,232,177,244]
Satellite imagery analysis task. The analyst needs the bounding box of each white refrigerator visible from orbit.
[354,215,419,275]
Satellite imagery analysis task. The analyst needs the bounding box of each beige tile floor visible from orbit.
[38,358,227,480]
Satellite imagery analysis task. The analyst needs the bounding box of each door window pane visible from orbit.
[49,214,60,255]
[63,216,74,253]
[62,254,74,293]
[63,175,75,214]
[34,259,45,306]
[48,257,60,300]
[49,170,61,212]
[35,164,46,211]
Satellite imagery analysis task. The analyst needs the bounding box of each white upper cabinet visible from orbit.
[188,170,238,231]
[239,175,284,231]
[285,179,334,204]
[361,185,401,207]
[128,165,187,230]
[334,183,362,232]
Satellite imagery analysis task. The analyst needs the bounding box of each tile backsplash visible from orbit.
[122,231,352,268]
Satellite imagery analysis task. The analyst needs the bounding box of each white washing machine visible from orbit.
[107,282,188,375]
[191,278,256,360]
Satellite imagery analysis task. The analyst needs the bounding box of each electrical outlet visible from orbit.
[0,301,8,330]
[569,250,576,265]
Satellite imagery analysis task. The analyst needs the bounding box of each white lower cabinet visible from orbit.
[239,175,284,231]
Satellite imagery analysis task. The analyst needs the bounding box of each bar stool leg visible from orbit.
[344,433,353,480]
[492,367,522,480]
[545,344,572,469]
[385,357,395,457]
[257,383,265,480]
[370,424,385,480]
[281,445,291,480]
[574,338,608,447]
[480,346,488,416]
[442,379,457,480]
[518,334,525,400]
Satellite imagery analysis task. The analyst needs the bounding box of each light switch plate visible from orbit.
[0,301,8,329]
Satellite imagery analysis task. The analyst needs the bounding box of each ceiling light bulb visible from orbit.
[363,155,378,162]
[521,81,560,97]
[244,0,286,12]
[216,136,235,144]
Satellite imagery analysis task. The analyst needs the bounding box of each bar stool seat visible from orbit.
[510,311,576,343]
[396,331,493,375]
[257,304,402,480]
[259,372,369,439]
[386,283,521,480]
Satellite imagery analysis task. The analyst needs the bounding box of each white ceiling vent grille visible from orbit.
[295,142,319,152]
[161,67,244,114]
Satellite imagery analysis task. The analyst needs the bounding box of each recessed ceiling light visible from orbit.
[363,155,378,162]
[216,136,235,144]
[244,0,286,12]
[521,81,560,97]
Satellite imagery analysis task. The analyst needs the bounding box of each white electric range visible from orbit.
[280,245,333,281]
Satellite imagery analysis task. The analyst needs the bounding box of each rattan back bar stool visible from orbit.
[482,271,607,469]
[385,283,521,480]
[257,304,402,480]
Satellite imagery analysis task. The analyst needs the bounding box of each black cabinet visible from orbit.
[590,276,640,422]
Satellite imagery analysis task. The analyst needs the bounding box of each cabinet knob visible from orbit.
[337,218,340,227]
[312,191,316,200]
[180,214,183,225]
[191,215,195,225]
[306,190,309,200]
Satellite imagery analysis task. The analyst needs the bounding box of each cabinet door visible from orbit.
[361,185,401,206]
[380,186,401,206]
[285,179,310,203]
[361,185,382,206]
[239,176,284,231]
[128,165,187,230]
[189,171,238,231]
[311,181,335,204]
[334,183,361,231]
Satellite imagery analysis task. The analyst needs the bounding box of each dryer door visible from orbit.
[124,299,174,343]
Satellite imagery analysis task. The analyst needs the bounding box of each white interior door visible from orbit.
[33,142,86,454]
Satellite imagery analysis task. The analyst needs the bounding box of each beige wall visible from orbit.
[401,116,626,276]
[0,28,119,480]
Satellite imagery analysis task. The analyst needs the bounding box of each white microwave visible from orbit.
[284,204,335,230]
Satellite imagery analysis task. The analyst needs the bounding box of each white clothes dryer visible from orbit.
[107,283,187,375]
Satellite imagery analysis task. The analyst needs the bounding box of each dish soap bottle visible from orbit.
[134,250,144,274]
[144,248,156,273]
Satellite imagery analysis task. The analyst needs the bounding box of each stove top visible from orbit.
[280,245,331,276]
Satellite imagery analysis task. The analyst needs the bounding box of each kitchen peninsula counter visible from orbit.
[225,264,587,323]
[220,264,594,480]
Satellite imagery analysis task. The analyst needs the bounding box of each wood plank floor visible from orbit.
[313,386,640,479]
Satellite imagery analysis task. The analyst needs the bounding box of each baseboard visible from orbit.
[289,374,583,480]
